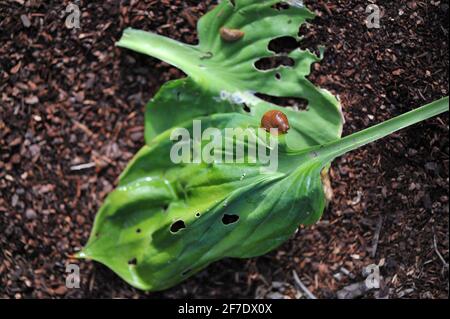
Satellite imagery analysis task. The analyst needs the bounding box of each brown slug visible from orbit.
[261,110,290,135]
[220,27,245,42]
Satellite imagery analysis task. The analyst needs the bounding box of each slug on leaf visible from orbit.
[220,27,245,42]
[261,110,290,135]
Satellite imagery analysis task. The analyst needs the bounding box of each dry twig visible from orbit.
[292,270,317,299]
[371,216,383,258]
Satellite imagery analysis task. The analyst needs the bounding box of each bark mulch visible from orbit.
[0,0,448,299]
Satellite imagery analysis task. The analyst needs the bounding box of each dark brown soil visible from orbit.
[0,0,448,299]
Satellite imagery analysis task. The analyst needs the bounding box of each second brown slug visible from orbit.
[261,110,290,135]
[220,27,245,42]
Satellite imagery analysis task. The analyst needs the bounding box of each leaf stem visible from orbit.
[317,97,449,162]
[116,28,203,80]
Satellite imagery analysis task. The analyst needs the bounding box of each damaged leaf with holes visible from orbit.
[118,0,344,149]
[78,0,449,291]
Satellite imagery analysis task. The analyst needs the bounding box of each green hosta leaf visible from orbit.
[79,0,449,291]
[81,113,329,291]
[80,97,448,291]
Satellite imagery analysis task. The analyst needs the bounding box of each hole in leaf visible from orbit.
[268,36,299,54]
[195,212,201,218]
[254,56,295,71]
[128,258,137,266]
[181,269,192,276]
[275,72,282,80]
[162,204,169,212]
[298,23,310,37]
[222,214,240,225]
[271,2,290,10]
[255,93,309,110]
[243,103,251,113]
[170,220,186,233]
[136,228,141,234]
